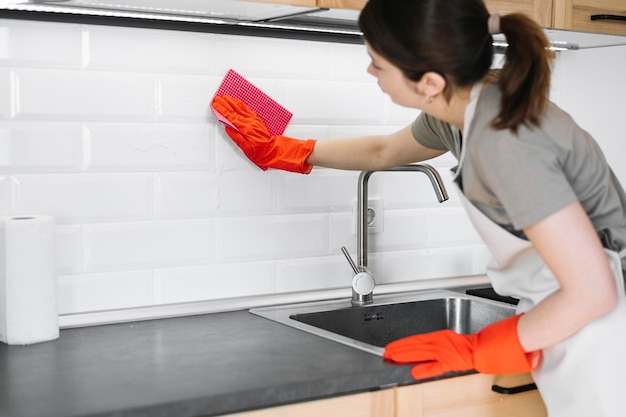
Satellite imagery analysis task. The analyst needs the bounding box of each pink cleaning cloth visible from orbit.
[211,69,293,136]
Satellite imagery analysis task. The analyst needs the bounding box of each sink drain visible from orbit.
[364,312,385,322]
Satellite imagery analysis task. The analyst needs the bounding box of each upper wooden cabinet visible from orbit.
[553,0,626,36]
[317,0,366,9]
[484,0,553,27]
[486,0,626,35]
[316,0,553,27]
[314,0,626,36]
[316,0,554,22]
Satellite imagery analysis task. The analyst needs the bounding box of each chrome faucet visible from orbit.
[342,164,449,306]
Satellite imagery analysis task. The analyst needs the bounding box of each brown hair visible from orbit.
[359,0,554,133]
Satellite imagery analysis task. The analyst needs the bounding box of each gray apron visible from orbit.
[455,83,626,416]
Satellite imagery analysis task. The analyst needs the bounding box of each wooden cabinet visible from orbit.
[223,373,546,417]
[315,0,553,28]
[315,0,626,37]
[396,373,547,417]
[553,0,626,36]
[486,0,626,35]
[317,0,367,9]
[223,388,395,417]
[484,0,553,28]
[251,0,366,7]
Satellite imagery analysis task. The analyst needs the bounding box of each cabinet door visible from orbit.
[222,388,395,417]
[317,0,367,10]
[484,0,553,27]
[553,0,626,35]
[395,373,547,417]
[317,0,555,27]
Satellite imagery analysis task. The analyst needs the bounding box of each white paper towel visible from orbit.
[0,215,59,345]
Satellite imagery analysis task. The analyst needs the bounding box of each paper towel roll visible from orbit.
[0,215,59,345]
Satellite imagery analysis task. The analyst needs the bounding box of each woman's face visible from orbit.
[366,43,420,108]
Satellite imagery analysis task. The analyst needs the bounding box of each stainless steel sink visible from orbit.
[250,290,517,356]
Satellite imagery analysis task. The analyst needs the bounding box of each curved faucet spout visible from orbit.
[351,164,449,305]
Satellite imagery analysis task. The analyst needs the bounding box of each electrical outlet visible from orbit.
[352,198,383,234]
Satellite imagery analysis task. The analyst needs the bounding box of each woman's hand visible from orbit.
[384,314,540,379]
[212,95,316,174]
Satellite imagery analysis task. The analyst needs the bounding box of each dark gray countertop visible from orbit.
[0,308,416,417]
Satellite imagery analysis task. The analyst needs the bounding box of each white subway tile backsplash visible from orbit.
[155,171,273,218]
[56,224,84,275]
[215,35,333,80]
[0,69,11,119]
[214,171,274,213]
[157,261,275,304]
[12,69,156,121]
[84,220,215,271]
[156,172,220,218]
[0,122,82,171]
[328,212,357,256]
[276,256,352,292]
[58,270,155,314]
[472,245,492,275]
[277,169,358,212]
[285,79,387,125]
[0,20,82,68]
[13,173,153,223]
[428,207,482,247]
[368,209,430,252]
[216,214,329,262]
[554,45,626,187]
[0,175,14,214]
[331,43,370,82]
[157,74,217,122]
[84,122,212,171]
[379,247,475,284]
[85,26,215,74]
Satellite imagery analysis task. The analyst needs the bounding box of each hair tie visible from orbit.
[488,13,501,34]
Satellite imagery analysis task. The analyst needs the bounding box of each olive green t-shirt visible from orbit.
[412,83,626,256]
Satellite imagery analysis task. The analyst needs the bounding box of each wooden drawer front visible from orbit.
[554,0,626,35]
[395,373,547,417]
[484,0,553,27]
[317,0,367,9]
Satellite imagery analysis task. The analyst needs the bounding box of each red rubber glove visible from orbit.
[383,314,540,379]
[212,95,316,174]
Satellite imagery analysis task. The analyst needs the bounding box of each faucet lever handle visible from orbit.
[340,246,359,274]
[342,246,375,305]
[352,271,375,296]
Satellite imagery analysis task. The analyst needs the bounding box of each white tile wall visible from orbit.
[0,69,12,119]
[85,123,213,171]
[2,18,623,317]
[552,45,626,186]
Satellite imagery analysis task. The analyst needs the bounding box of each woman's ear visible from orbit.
[417,72,446,99]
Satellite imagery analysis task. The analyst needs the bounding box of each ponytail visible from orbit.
[492,13,554,133]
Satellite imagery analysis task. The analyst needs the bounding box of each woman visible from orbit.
[211,0,626,415]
